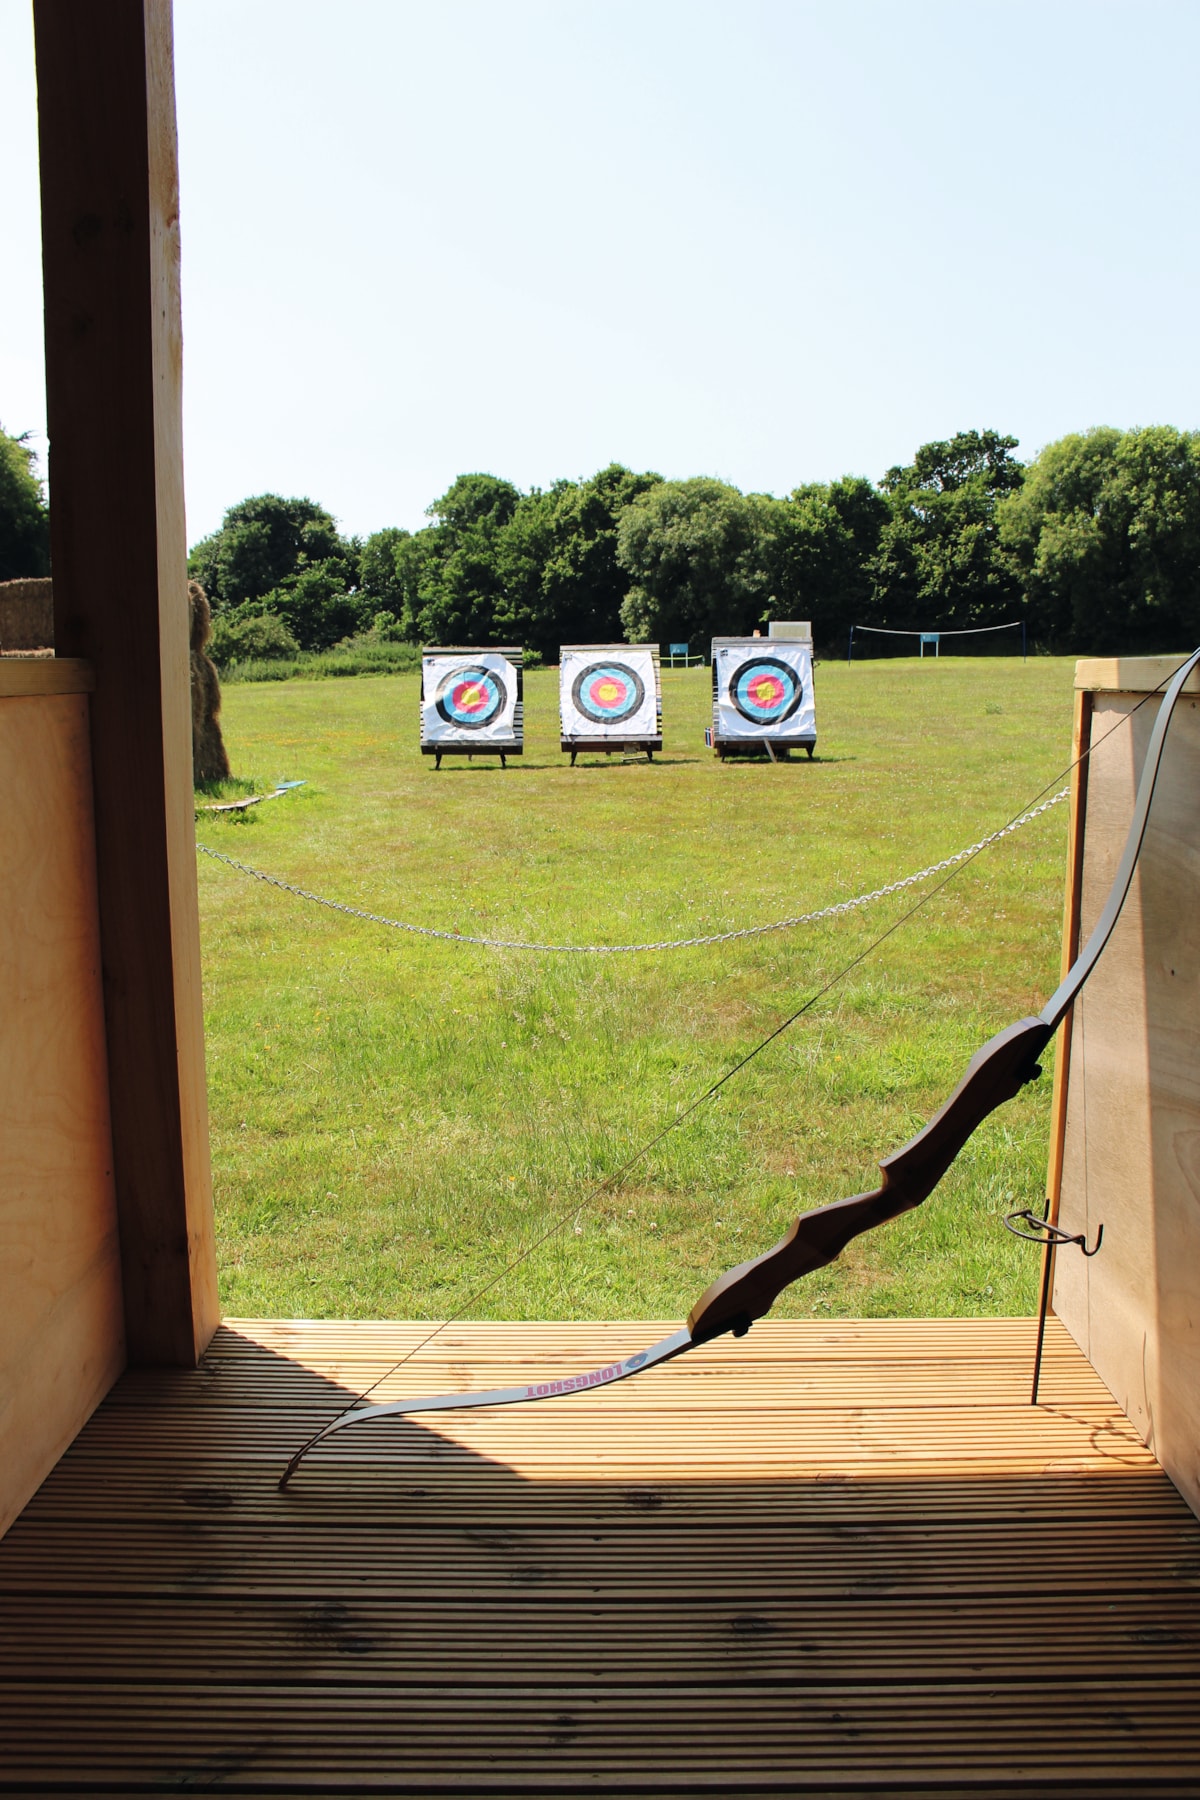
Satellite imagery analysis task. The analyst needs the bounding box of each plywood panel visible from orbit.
[1075,654,1200,697]
[1055,674,1200,1519]
[0,657,92,698]
[0,694,124,1537]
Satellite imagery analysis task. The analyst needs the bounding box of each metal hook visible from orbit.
[1003,1208,1104,1257]
[1002,1207,1104,1406]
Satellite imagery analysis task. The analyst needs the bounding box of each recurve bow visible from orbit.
[280,647,1200,1489]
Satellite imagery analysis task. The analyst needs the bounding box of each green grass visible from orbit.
[197,654,1079,1325]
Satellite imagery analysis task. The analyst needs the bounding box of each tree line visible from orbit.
[0,424,51,582]
[5,420,1198,658]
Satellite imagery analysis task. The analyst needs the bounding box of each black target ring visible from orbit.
[570,660,647,727]
[434,664,508,730]
[728,655,804,726]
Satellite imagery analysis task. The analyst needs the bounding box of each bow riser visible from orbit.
[686,1016,1051,1343]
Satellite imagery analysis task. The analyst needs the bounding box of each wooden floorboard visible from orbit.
[0,1318,1197,1795]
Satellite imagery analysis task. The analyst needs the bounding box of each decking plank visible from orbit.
[0,1317,1196,1795]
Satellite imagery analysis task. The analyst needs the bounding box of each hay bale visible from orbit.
[0,575,231,783]
[0,577,54,652]
[189,580,231,785]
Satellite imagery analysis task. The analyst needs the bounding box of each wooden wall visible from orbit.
[1052,655,1200,1520]
[0,665,124,1538]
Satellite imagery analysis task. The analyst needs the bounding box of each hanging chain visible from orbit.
[196,786,1068,955]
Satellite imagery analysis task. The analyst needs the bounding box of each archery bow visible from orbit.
[279,647,1200,1490]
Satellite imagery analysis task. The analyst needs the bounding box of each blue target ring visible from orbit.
[571,661,646,726]
[435,664,507,730]
[729,656,804,726]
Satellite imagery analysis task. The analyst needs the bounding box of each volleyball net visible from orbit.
[848,620,1026,663]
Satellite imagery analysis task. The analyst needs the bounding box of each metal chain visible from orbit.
[195,786,1068,955]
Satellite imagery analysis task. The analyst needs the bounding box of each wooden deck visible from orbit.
[1,1317,1198,1795]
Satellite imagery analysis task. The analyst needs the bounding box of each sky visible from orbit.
[2,0,1199,547]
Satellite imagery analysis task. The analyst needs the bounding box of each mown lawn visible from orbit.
[197,653,1079,1327]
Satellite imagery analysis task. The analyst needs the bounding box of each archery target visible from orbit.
[560,647,658,741]
[422,651,520,745]
[714,642,815,741]
[435,665,507,730]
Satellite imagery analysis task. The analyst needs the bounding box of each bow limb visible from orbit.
[690,644,1200,1345]
[1040,644,1200,1030]
[278,1327,691,1489]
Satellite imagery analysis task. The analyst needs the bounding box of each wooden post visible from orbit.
[34,0,218,1364]
[1043,683,1092,1225]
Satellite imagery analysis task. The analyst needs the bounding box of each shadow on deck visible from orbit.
[0,1317,1197,1794]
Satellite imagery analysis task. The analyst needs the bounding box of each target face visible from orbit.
[435,665,507,730]
[729,656,805,726]
[571,661,646,727]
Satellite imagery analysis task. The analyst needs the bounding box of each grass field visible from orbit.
[196,654,1080,1329]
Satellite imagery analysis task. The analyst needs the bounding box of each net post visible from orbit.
[847,626,854,666]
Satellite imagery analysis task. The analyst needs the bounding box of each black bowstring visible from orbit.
[334,657,1193,1414]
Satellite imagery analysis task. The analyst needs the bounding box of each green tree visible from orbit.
[999,425,1200,651]
[427,472,520,537]
[188,494,354,609]
[0,424,50,581]
[616,477,778,645]
[770,475,889,650]
[393,473,521,645]
[187,493,363,651]
[357,526,411,617]
[259,560,362,651]
[208,611,300,667]
[870,429,1025,628]
[495,463,662,657]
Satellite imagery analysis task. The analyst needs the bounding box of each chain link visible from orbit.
[195,786,1068,955]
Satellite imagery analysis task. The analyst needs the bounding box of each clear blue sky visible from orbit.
[2,0,1198,546]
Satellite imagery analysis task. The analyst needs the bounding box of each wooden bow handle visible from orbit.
[687,1016,1051,1344]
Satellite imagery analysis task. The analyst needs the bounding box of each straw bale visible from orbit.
[189,580,230,784]
[0,577,54,652]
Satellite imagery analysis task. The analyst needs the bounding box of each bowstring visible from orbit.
[321,658,1193,1415]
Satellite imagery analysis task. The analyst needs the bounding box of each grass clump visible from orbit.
[213,608,423,683]
[219,638,422,684]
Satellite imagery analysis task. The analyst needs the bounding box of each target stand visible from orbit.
[559,645,662,765]
[709,636,817,761]
[420,647,524,769]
